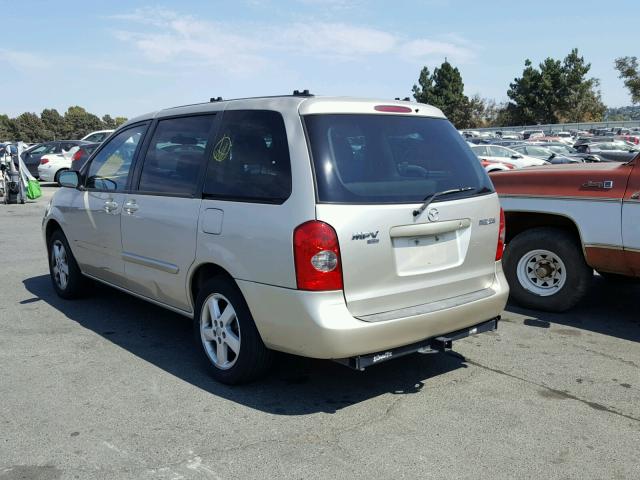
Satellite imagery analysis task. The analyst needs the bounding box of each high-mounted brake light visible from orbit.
[374,105,412,113]
[293,221,343,291]
[496,208,506,261]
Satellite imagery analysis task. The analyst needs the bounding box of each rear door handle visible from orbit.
[104,199,118,213]
[123,199,139,214]
[631,191,640,200]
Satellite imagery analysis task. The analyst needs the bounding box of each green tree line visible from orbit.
[412,48,639,129]
[0,106,127,143]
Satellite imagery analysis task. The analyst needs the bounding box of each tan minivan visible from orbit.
[44,94,508,384]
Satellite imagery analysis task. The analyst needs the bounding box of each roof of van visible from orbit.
[123,96,446,127]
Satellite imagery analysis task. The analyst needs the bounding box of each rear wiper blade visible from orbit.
[412,187,475,218]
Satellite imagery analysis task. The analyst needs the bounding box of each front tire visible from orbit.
[48,229,84,299]
[193,277,273,384]
[503,227,593,312]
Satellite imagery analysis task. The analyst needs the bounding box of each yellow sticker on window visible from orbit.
[213,135,232,162]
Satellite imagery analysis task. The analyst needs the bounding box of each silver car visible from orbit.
[43,94,509,384]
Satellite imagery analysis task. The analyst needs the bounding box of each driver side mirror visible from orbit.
[58,170,80,188]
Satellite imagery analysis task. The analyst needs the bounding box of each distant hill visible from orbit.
[605,106,640,121]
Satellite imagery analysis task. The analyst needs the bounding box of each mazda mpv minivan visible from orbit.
[44,93,509,384]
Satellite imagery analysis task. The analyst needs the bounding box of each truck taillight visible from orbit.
[293,221,343,291]
[496,208,506,261]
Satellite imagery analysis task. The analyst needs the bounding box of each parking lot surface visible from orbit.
[1,186,639,480]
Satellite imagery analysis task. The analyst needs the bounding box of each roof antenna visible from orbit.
[293,89,313,96]
[209,97,223,102]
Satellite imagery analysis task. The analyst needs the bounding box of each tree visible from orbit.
[506,49,605,125]
[13,113,46,143]
[412,60,471,128]
[412,66,436,105]
[62,106,104,139]
[40,108,65,141]
[614,56,640,104]
[101,114,116,129]
[114,116,128,128]
[0,114,16,141]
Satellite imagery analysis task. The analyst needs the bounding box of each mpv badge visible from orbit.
[352,231,380,244]
[427,208,439,222]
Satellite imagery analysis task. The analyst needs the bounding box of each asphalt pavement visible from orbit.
[1,186,639,480]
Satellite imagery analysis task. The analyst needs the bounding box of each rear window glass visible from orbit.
[304,115,493,204]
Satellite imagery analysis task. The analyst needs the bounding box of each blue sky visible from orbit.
[0,0,637,119]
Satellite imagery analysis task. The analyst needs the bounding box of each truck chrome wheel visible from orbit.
[516,249,567,297]
[51,239,69,290]
[200,293,241,370]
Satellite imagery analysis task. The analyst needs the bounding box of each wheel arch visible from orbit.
[54,168,69,183]
[188,262,237,310]
[504,211,586,257]
[44,218,64,244]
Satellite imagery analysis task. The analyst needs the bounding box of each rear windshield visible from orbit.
[304,114,493,204]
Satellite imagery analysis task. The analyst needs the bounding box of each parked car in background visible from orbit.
[574,136,617,146]
[21,141,88,178]
[574,141,639,162]
[533,142,602,163]
[481,159,515,173]
[42,95,508,384]
[512,144,583,164]
[521,130,544,140]
[38,148,81,184]
[70,142,100,172]
[491,157,640,312]
[617,134,640,145]
[471,144,549,168]
[81,130,114,143]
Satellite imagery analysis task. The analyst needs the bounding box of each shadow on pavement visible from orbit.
[506,275,640,343]
[23,274,466,415]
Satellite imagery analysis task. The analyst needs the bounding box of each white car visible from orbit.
[470,144,549,168]
[37,147,79,183]
[481,159,515,173]
[81,130,114,143]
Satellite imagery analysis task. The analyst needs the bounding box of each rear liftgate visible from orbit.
[335,317,499,371]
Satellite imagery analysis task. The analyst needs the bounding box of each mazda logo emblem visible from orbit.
[427,208,439,222]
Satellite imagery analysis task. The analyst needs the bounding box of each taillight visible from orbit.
[72,149,84,161]
[496,208,506,261]
[40,158,49,165]
[293,221,343,291]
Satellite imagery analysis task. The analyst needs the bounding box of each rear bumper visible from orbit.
[237,262,509,359]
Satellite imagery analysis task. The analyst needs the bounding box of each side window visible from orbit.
[138,115,216,195]
[86,124,147,191]
[203,110,292,203]
[488,146,508,158]
[472,146,488,156]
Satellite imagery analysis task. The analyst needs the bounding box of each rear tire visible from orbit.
[48,229,85,299]
[503,227,593,312]
[193,277,273,384]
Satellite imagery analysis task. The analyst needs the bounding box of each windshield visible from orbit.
[304,114,493,204]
